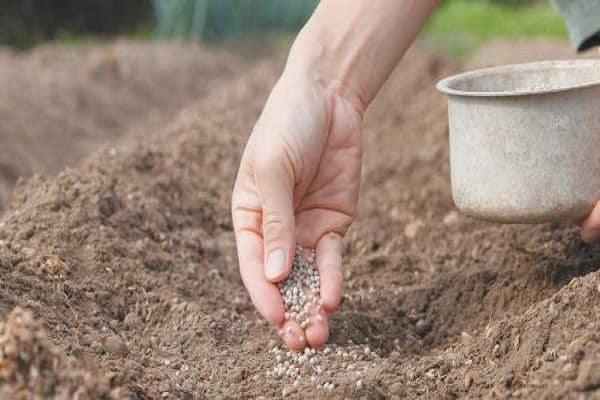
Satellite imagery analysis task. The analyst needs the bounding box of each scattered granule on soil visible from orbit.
[266,342,376,393]
[404,219,424,238]
[272,246,378,393]
[279,246,321,329]
[0,307,125,399]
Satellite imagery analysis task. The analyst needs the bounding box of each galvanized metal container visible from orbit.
[437,60,600,223]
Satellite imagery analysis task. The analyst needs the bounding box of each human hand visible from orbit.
[231,70,364,350]
[580,202,600,243]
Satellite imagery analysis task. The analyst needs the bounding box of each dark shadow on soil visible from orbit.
[533,239,600,287]
[329,231,600,358]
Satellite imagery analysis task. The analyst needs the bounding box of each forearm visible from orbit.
[285,0,438,111]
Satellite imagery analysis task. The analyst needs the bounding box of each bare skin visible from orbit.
[232,0,600,351]
[232,73,361,349]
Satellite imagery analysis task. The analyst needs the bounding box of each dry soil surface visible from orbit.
[0,40,245,214]
[1,40,600,399]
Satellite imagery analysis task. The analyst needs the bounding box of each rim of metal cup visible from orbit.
[436,59,600,98]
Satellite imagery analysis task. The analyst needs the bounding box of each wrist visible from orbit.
[285,30,368,117]
[284,0,437,116]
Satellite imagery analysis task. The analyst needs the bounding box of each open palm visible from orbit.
[232,74,363,350]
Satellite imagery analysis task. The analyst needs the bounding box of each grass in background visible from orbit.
[153,0,569,59]
[425,0,568,58]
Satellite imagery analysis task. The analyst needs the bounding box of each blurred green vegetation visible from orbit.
[0,0,152,48]
[0,0,569,55]
[425,0,568,57]
[152,0,568,57]
[152,0,317,40]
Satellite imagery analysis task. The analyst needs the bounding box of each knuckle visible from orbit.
[231,208,245,233]
[254,141,285,169]
[231,196,240,218]
[254,138,298,179]
[262,212,288,239]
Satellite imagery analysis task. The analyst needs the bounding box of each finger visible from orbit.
[281,319,307,351]
[305,307,329,348]
[236,230,285,325]
[581,201,600,243]
[254,149,296,282]
[316,232,344,312]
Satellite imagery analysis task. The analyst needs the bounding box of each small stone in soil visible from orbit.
[105,334,128,356]
[576,360,600,391]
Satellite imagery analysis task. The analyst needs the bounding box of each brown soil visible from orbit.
[0,39,245,214]
[467,38,599,68]
[0,307,125,399]
[1,40,600,399]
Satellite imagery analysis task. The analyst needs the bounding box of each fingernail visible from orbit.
[266,248,285,279]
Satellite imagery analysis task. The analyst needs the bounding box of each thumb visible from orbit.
[254,148,296,282]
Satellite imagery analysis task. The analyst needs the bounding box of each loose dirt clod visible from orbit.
[105,334,128,356]
[576,360,600,391]
[0,308,124,399]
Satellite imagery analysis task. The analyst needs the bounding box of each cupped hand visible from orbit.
[231,71,364,350]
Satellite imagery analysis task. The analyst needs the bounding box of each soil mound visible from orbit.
[468,38,599,68]
[0,41,599,399]
[0,40,244,214]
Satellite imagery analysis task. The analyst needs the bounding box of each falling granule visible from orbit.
[278,246,320,328]
[271,246,376,392]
